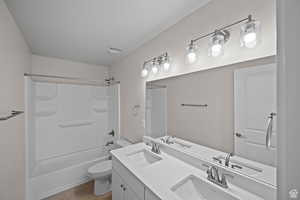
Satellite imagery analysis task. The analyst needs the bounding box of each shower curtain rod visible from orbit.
[24,73,120,85]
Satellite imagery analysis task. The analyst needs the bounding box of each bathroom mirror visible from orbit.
[145,58,277,169]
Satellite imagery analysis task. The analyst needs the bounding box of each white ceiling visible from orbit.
[5,0,210,66]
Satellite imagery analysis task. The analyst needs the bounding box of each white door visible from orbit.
[112,170,124,200]
[234,64,277,166]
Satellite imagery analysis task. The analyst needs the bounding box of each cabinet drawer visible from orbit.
[112,157,145,200]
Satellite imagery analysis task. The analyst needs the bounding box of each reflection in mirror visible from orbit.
[145,84,167,138]
[145,58,277,183]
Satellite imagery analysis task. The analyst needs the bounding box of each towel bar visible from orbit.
[181,104,208,107]
[0,110,24,121]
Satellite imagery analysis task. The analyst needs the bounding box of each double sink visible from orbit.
[124,144,259,200]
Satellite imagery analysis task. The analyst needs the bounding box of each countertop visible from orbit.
[111,143,265,200]
[149,137,276,187]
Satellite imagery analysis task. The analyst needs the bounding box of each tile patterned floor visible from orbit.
[44,181,112,200]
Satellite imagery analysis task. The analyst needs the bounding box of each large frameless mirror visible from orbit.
[145,57,277,185]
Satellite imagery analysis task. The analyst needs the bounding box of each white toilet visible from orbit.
[88,139,131,196]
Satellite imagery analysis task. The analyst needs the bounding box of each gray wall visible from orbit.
[150,56,275,153]
[277,0,300,199]
[0,0,32,199]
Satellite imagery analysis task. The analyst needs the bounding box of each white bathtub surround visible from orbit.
[111,142,275,200]
[25,78,120,200]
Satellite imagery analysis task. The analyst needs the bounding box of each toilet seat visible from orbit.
[88,160,112,178]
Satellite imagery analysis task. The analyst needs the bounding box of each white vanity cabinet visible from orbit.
[112,169,140,200]
[112,157,145,200]
[145,188,161,200]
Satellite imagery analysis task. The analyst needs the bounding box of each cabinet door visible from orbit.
[124,186,141,200]
[112,170,124,200]
[145,188,160,200]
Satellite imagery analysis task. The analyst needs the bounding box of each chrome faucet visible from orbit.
[206,166,233,189]
[151,142,161,154]
[225,152,233,167]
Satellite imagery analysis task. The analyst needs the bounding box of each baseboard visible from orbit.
[40,176,91,199]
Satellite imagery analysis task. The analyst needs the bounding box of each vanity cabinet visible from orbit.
[112,169,140,200]
[112,157,145,200]
[145,188,161,200]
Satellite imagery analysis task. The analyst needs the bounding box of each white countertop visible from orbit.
[147,136,276,187]
[111,143,265,200]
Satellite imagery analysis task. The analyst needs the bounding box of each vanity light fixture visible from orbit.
[209,30,230,57]
[141,62,149,78]
[141,52,171,78]
[151,59,159,75]
[186,15,260,61]
[240,15,260,48]
[186,41,198,64]
[162,53,171,72]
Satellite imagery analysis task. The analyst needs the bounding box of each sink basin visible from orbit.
[171,175,239,200]
[213,156,263,176]
[127,149,162,168]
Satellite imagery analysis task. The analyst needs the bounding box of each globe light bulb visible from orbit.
[152,65,158,74]
[187,51,197,63]
[210,43,223,57]
[209,30,227,57]
[186,42,198,64]
[242,32,257,48]
[240,16,260,48]
[141,68,148,78]
[163,62,170,71]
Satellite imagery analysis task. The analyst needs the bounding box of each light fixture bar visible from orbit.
[143,52,168,65]
[191,15,252,43]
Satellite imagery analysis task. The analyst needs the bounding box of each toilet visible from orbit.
[88,139,132,196]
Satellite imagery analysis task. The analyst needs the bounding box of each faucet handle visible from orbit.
[151,142,161,154]
[206,166,213,179]
[213,157,222,164]
[105,141,114,146]
[220,173,233,188]
[108,130,115,136]
[160,138,166,143]
[227,152,234,157]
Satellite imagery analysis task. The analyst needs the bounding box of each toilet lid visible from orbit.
[88,160,112,174]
